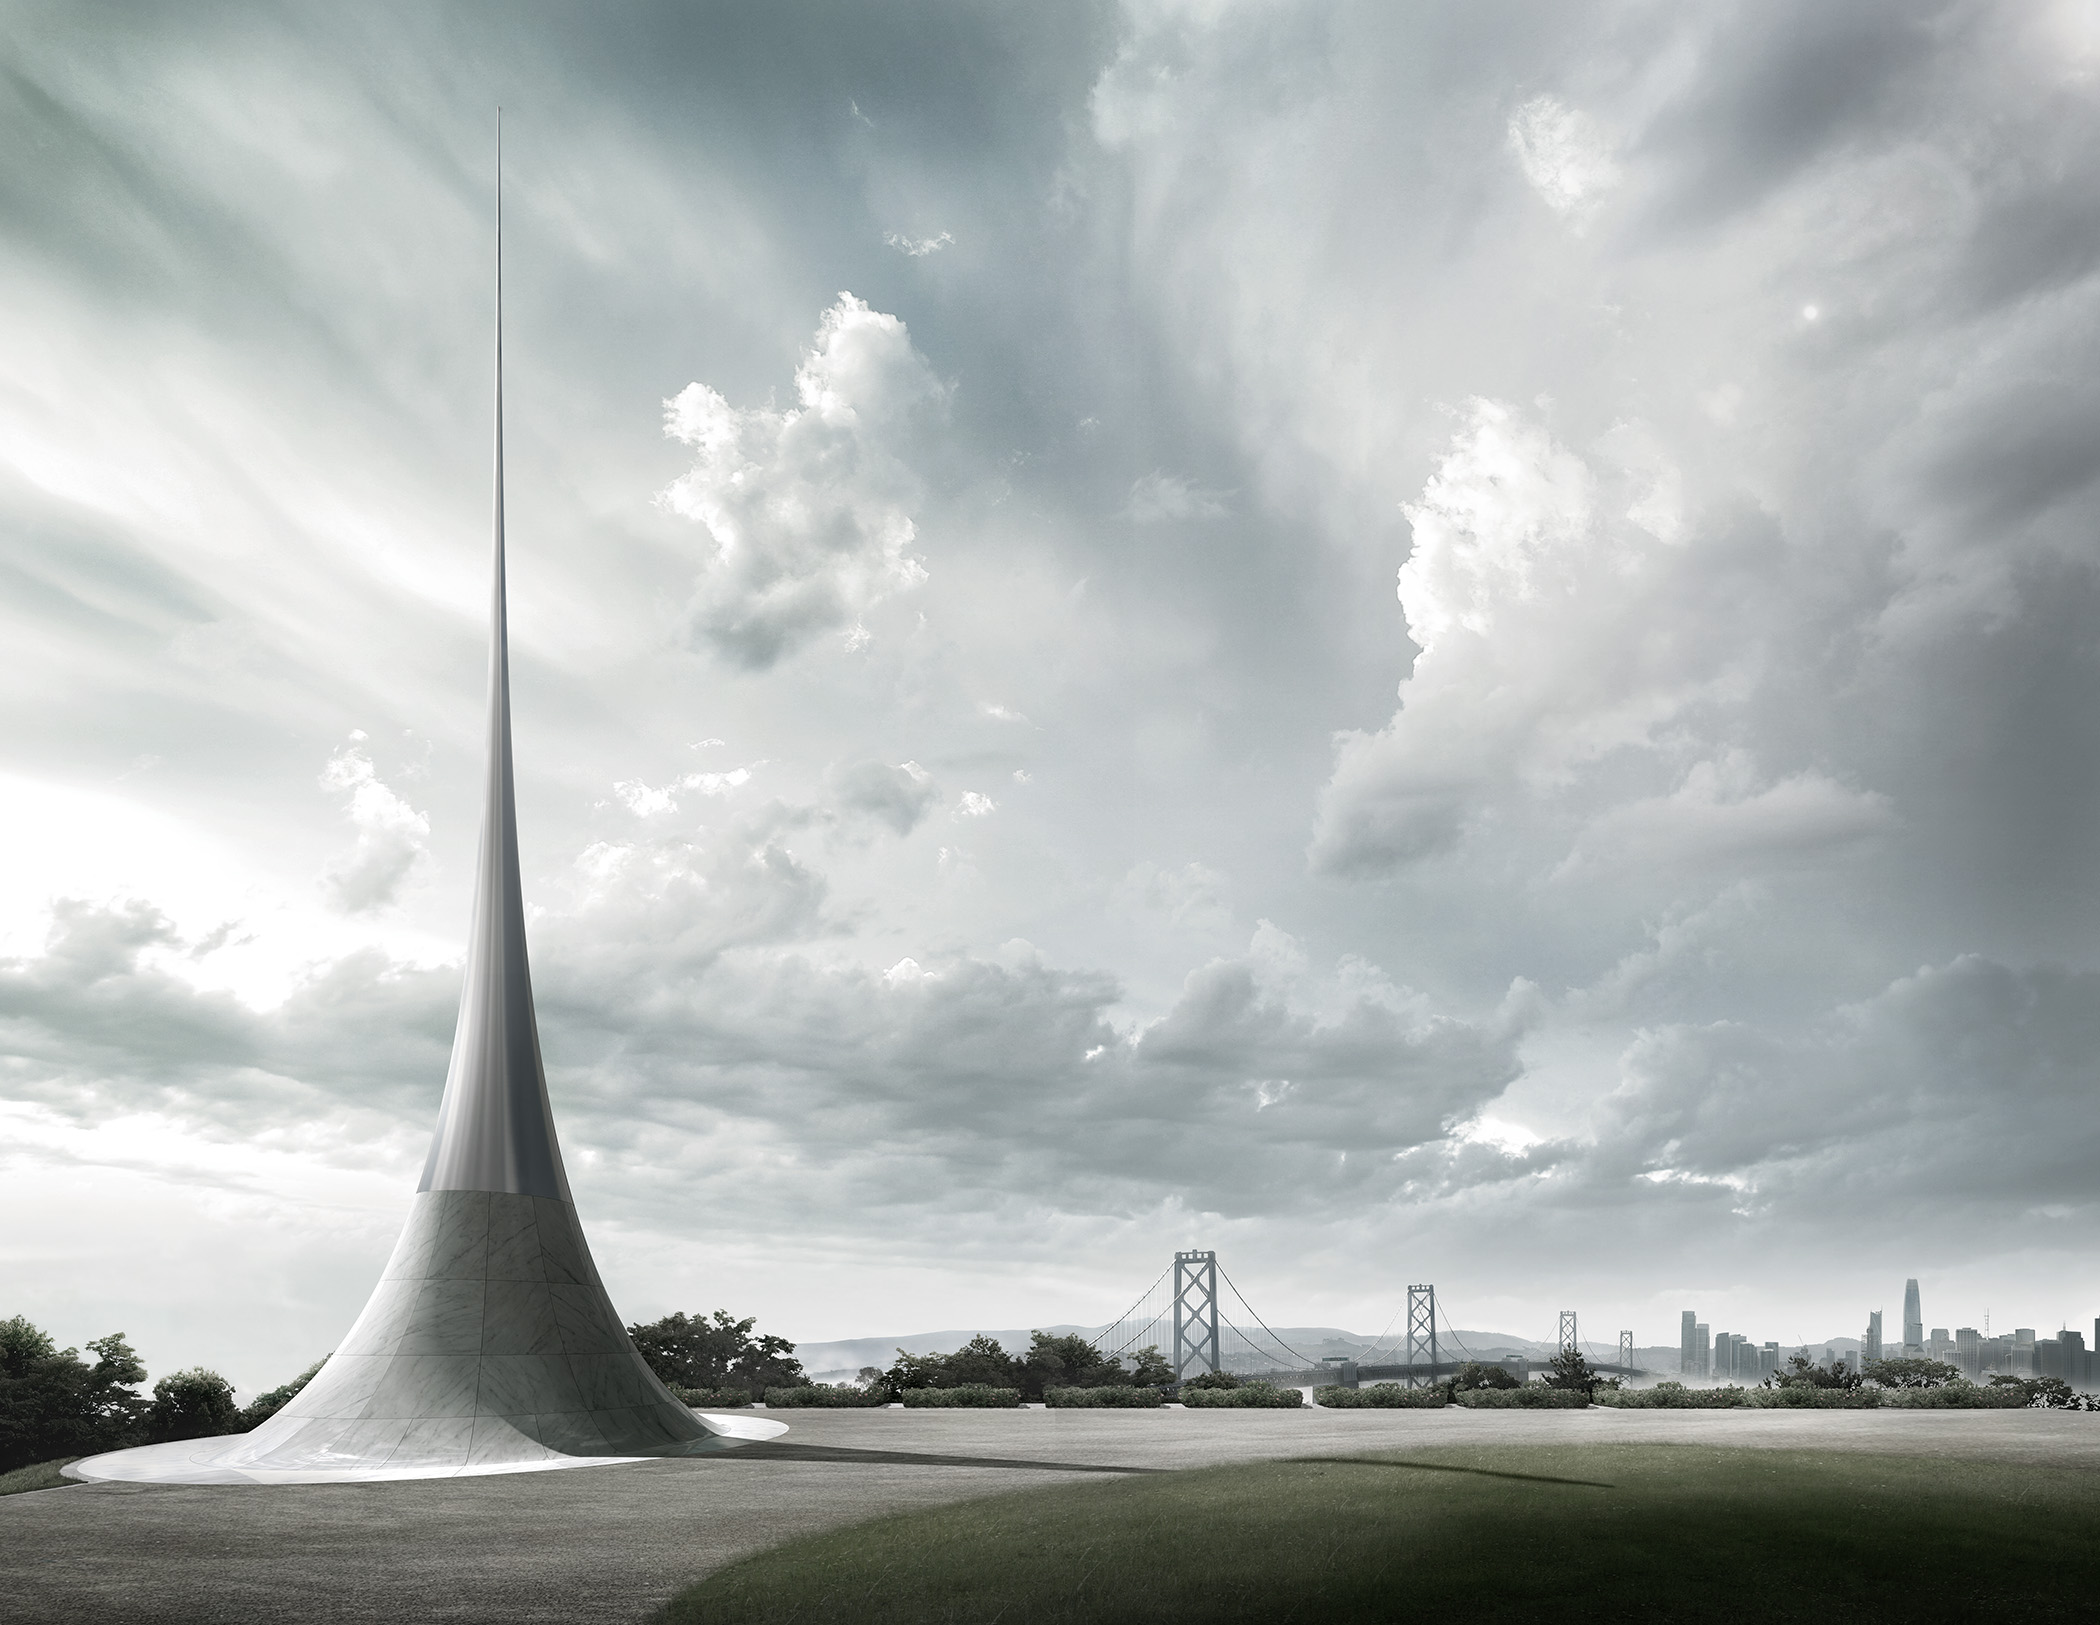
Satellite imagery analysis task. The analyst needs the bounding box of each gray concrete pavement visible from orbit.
[7,1406,2099,1624]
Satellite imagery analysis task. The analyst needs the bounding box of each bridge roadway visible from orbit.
[1259,1361,1651,1386]
[8,1406,2091,1625]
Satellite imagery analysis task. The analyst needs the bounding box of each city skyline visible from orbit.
[3,1,2100,1395]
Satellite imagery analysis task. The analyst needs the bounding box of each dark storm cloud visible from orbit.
[1635,0,1956,227]
[0,898,454,1127]
[1578,956,2100,1229]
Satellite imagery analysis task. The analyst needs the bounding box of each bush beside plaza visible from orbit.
[1455,1386,1589,1408]
[764,1385,890,1408]
[629,1311,806,1401]
[900,1384,1027,1408]
[1181,1381,1303,1408]
[1044,1385,1167,1407]
[672,1386,755,1408]
[1315,1383,1448,1408]
[1892,1383,2028,1408]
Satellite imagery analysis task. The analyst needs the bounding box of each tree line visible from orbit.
[1765,1353,2091,1408]
[0,1316,321,1474]
[862,1332,1175,1400]
[619,1316,1177,1402]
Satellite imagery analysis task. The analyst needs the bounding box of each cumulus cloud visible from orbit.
[0,875,1518,1235]
[1312,401,1796,873]
[884,230,953,257]
[318,737,429,913]
[17,0,2100,1358]
[0,898,452,1135]
[1507,96,1621,223]
[660,294,946,668]
[611,766,753,818]
[1560,753,1893,876]
[539,919,1519,1224]
[1582,955,2100,1236]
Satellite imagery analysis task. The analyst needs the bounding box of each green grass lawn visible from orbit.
[657,1443,2100,1623]
[0,1458,78,1496]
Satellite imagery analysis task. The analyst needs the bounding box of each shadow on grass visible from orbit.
[1304,1455,1613,1488]
[721,1442,1163,1475]
[657,1443,2100,1624]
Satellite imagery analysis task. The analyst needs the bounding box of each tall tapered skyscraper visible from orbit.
[70,130,784,1484]
[1903,1278,1923,1353]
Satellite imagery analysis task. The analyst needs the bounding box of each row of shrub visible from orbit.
[671,1387,756,1409]
[1454,1386,1590,1408]
[1182,1382,1303,1408]
[900,1385,1028,1408]
[1314,1384,1450,1408]
[763,1385,892,1408]
[1592,1381,2028,1410]
[1045,1386,1168,1408]
[1892,1384,2031,1409]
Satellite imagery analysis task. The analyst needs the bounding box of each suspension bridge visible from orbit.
[1089,1251,1651,1387]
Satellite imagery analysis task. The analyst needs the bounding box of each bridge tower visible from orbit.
[1559,1310,1578,1358]
[1172,1251,1220,1379]
[1406,1284,1437,1387]
[1619,1330,1634,1371]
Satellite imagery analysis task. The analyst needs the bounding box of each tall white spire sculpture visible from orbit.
[71,125,785,1484]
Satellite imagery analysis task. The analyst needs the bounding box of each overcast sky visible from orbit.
[4,0,2099,1394]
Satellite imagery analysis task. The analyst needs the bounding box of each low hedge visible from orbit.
[1181,1383,1304,1408]
[1045,1386,1167,1408]
[1755,1387,1884,1409]
[673,1387,753,1409]
[899,1385,1025,1408]
[764,1385,889,1408]
[1594,1382,2023,1410]
[1315,1384,1448,1408]
[1890,1384,2026,1409]
[1594,1385,1751,1408]
[1454,1386,1588,1409]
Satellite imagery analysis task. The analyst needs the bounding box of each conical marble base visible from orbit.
[67,1192,784,1485]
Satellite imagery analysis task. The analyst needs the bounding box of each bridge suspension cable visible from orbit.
[1216,1261,1314,1370]
[1093,1263,1173,1362]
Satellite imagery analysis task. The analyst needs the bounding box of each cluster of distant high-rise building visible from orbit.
[1676,1279,2097,1388]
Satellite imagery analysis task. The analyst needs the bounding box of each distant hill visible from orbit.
[794,1325,1592,1381]
[794,1327,1875,1381]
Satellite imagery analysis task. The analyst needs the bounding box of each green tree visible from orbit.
[1128,1345,1176,1389]
[1862,1356,1960,1390]
[1769,1355,1861,1392]
[1543,1348,1603,1396]
[875,1337,1020,1398]
[1443,1362,1519,1395]
[875,1350,951,1398]
[0,1318,148,1473]
[145,1368,240,1443]
[1987,1374,2077,1409]
[627,1311,805,1398]
[1021,1332,1130,1398]
[942,1335,1020,1389]
[239,1359,328,1429]
[1182,1369,1241,1390]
